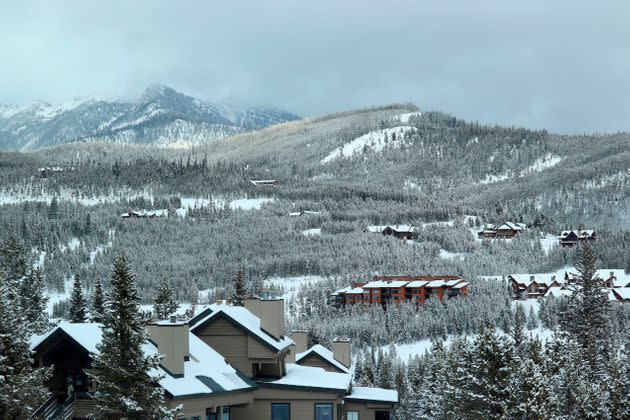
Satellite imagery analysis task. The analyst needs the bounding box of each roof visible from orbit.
[365,225,415,233]
[258,363,351,392]
[452,282,469,289]
[121,209,168,218]
[497,222,526,231]
[544,287,573,298]
[190,304,293,352]
[611,288,630,301]
[30,323,255,399]
[331,286,352,296]
[426,280,446,288]
[362,280,409,288]
[406,280,429,288]
[345,386,398,404]
[295,344,350,373]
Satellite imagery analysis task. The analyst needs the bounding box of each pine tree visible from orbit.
[153,279,179,320]
[231,269,248,306]
[0,268,50,418]
[19,268,49,334]
[561,242,612,373]
[91,278,106,323]
[92,255,172,418]
[511,303,526,349]
[526,305,539,330]
[69,272,87,322]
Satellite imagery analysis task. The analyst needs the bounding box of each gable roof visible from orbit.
[257,363,352,393]
[189,304,293,352]
[295,344,350,373]
[365,225,415,233]
[497,222,526,231]
[345,386,398,404]
[30,323,256,399]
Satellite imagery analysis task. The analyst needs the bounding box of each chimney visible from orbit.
[291,330,308,356]
[551,275,556,282]
[244,298,285,339]
[332,336,351,368]
[530,275,535,282]
[156,316,189,377]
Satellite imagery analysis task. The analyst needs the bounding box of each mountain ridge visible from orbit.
[0,84,299,151]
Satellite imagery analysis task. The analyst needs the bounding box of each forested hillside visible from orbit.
[0,104,628,307]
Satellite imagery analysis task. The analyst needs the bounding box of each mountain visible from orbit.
[0,84,299,150]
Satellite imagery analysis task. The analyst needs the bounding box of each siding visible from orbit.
[195,319,252,376]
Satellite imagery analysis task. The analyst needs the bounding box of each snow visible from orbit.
[229,197,274,210]
[264,275,325,299]
[479,173,511,185]
[519,154,562,176]
[321,126,417,163]
[394,112,422,123]
[540,234,558,254]
[346,386,398,403]
[266,363,351,391]
[439,249,467,260]
[302,228,321,236]
[296,344,350,373]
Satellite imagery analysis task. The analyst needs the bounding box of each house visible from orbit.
[250,179,277,187]
[288,210,322,217]
[365,225,416,240]
[38,166,75,178]
[559,229,596,247]
[477,222,526,239]
[331,275,469,307]
[508,274,563,299]
[121,209,168,219]
[31,298,397,420]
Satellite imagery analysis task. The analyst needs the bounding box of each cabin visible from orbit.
[288,210,322,217]
[365,225,416,240]
[559,229,597,247]
[31,299,397,420]
[39,166,75,178]
[121,209,168,219]
[610,288,630,302]
[250,179,277,187]
[477,222,526,239]
[509,274,563,299]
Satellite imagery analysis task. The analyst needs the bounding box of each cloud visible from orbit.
[0,0,629,133]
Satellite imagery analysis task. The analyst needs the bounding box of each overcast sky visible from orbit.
[1,0,629,133]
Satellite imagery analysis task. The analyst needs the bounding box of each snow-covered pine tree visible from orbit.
[561,242,612,373]
[231,269,248,306]
[526,305,539,330]
[153,279,179,320]
[91,278,106,323]
[0,272,50,417]
[68,272,87,322]
[511,303,526,349]
[19,267,49,334]
[92,255,172,417]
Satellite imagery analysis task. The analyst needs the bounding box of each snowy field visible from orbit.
[302,228,322,236]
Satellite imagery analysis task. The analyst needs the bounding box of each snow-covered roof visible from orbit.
[497,222,526,231]
[345,386,398,404]
[30,323,255,399]
[259,363,351,392]
[365,225,415,233]
[295,344,350,373]
[444,279,463,287]
[406,280,429,288]
[121,209,168,218]
[190,304,293,352]
[331,286,352,296]
[425,280,446,288]
[452,282,469,289]
[347,287,365,294]
[362,280,408,289]
[544,287,573,298]
[250,179,276,185]
[611,288,630,301]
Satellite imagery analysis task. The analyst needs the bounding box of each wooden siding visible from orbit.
[297,353,346,373]
[194,319,252,376]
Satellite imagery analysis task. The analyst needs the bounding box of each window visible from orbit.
[221,407,230,420]
[315,403,333,420]
[271,403,290,420]
[347,411,359,420]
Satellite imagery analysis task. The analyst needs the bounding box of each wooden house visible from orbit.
[365,225,416,240]
[559,229,596,247]
[477,222,526,239]
[121,209,168,219]
[250,179,277,187]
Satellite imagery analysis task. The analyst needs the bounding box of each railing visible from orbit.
[29,394,57,419]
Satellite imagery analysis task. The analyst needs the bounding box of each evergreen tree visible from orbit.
[19,268,49,334]
[561,242,612,373]
[231,269,248,306]
[153,279,179,320]
[69,272,87,322]
[0,269,50,418]
[91,278,106,323]
[511,303,526,349]
[92,255,172,418]
[526,305,539,330]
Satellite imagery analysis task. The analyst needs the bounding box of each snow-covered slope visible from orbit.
[321,126,417,163]
[0,84,299,150]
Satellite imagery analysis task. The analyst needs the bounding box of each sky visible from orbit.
[1,0,629,134]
